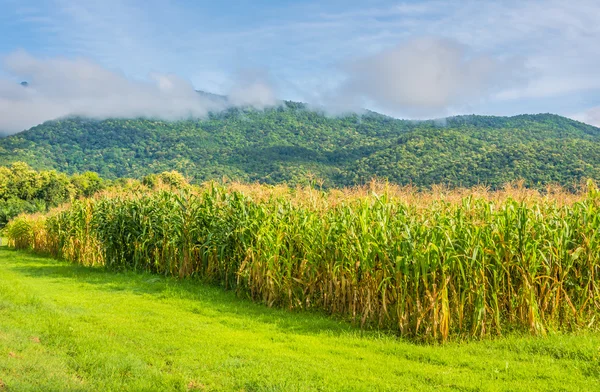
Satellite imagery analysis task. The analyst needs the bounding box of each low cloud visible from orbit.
[0,40,533,134]
[228,69,278,109]
[337,37,529,117]
[576,107,600,127]
[0,51,277,135]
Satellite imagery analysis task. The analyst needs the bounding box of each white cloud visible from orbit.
[228,69,278,109]
[0,51,277,134]
[495,76,600,101]
[2,0,600,122]
[337,37,528,117]
[574,107,600,127]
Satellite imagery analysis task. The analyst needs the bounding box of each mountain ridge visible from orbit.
[1,101,599,189]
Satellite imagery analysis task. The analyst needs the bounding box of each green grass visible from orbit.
[0,246,599,391]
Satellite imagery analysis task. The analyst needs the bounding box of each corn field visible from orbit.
[4,181,600,341]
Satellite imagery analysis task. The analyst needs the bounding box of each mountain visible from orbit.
[195,90,228,103]
[1,101,599,188]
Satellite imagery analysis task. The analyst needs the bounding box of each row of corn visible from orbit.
[4,181,600,340]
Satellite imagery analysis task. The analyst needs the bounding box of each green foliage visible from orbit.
[70,171,104,198]
[157,170,188,188]
[0,162,106,228]
[0,198,46,229]
[1,104,598,188]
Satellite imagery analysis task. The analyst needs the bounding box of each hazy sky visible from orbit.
[1,0,600,133]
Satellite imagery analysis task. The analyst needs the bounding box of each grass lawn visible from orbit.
[0,246,599,391]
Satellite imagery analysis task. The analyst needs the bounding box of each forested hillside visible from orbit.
[1,101,599,188]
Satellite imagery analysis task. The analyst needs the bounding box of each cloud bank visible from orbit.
[336,37,529,117]
[228,69,277,109]
[578,107,600,127]
[0,51,277,135]
[4,0,600,127]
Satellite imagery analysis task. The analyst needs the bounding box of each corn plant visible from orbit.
[5,180,600,341]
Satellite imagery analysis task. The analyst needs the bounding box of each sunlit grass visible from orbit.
[1,246,599,391]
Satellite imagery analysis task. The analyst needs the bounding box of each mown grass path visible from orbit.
[0,246,599,391]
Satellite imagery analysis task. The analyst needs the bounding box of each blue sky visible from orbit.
[1,0,600,132]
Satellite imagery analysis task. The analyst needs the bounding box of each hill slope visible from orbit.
[1,101,599,188]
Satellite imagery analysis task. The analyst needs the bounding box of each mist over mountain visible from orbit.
[0,51,279,135]
[1,101,598,189]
